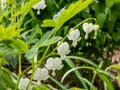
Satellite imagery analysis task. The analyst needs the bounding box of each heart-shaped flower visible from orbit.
[57,42,70,59]
[32,0,46,15]
[68,28,81,47]
[45,57,63,76]
[33,68,49,84]
[18,78,32,90]
[82,22,94,39]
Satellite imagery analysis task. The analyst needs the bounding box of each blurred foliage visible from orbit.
[0,0,120,89]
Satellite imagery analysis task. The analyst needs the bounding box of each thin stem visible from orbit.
[29,9,37,20]
[90,61,103,90]
[45,18,97,58]
[38,45,50,66]
[73,18,97,29]
[26,58,36,90]
[18,53,22,76]
[15,53,22,90]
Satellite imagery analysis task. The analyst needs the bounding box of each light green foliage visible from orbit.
[33,84,49,90]
[42,0,92,29]
[0,25,21,41]
[21,0,40,16]
[0,0,120,90]
[0,68,15,90]
[25,47,38,60]
[105,0,120,8]
[10,39,29,52]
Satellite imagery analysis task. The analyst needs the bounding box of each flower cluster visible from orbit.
[83,22,99,39]
[17,22,99,90]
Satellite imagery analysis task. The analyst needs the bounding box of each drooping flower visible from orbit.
[33,68,49,84]
[45,57,63,76]
[18,78,32,90]
[82,22,94,39]
[1,0,6,9]
[57,42,70,59]
[1,0,6,3]
[68,28,81,47]
[32,0,46,15]
[93,24,99,39]
[93,24,99,31]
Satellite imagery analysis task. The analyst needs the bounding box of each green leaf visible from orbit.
[96,13,106,28]
[39,36,62,47]
[21,0,40,16]
[55,0,92,29]
[0,25,21,41]
[61,66,97,90]
[65,58,88,89]
[66,56,98,68]
[99,74,115,90]
[10,39,29,52]
[49,76,67,90]
[25,47,38,60]
[69,87,81,90]
[118,70,120,87]
[106,64,120,87]
[0,68,16,89]
[45,0,58,14]
[42,0,92,29]
[105,0,120,8]
[42,19,56,27]
[36,29,54,46]
[25,25,40,44]
[5,51,18,69]
[33,84,49,90]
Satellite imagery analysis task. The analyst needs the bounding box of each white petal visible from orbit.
[45,57,54,70]
[54,58,62,70]
[83,22,89,33]
[89,23,94,32]
[32,0,46,10]
[1,0,6,4]
[57,42,70,60]
[33,68,41,80]
[93,24,99,31]
[83,22,93,33]
[40,68,49,80]
[18,78,29,90]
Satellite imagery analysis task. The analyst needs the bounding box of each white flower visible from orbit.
[82,22,94,39]
[57,42,70,59]
[18,78,32,90]
[93,24,99,31]
[45,57,63,76]
[33,68,49,84]
[68,28,81,47]
[1,0,6,4]
[93,24,99,39]
[1,0,6,9]
[32,0,46,15]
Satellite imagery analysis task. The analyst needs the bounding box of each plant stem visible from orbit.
[15,53,22,90]
[73,18,97,29]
